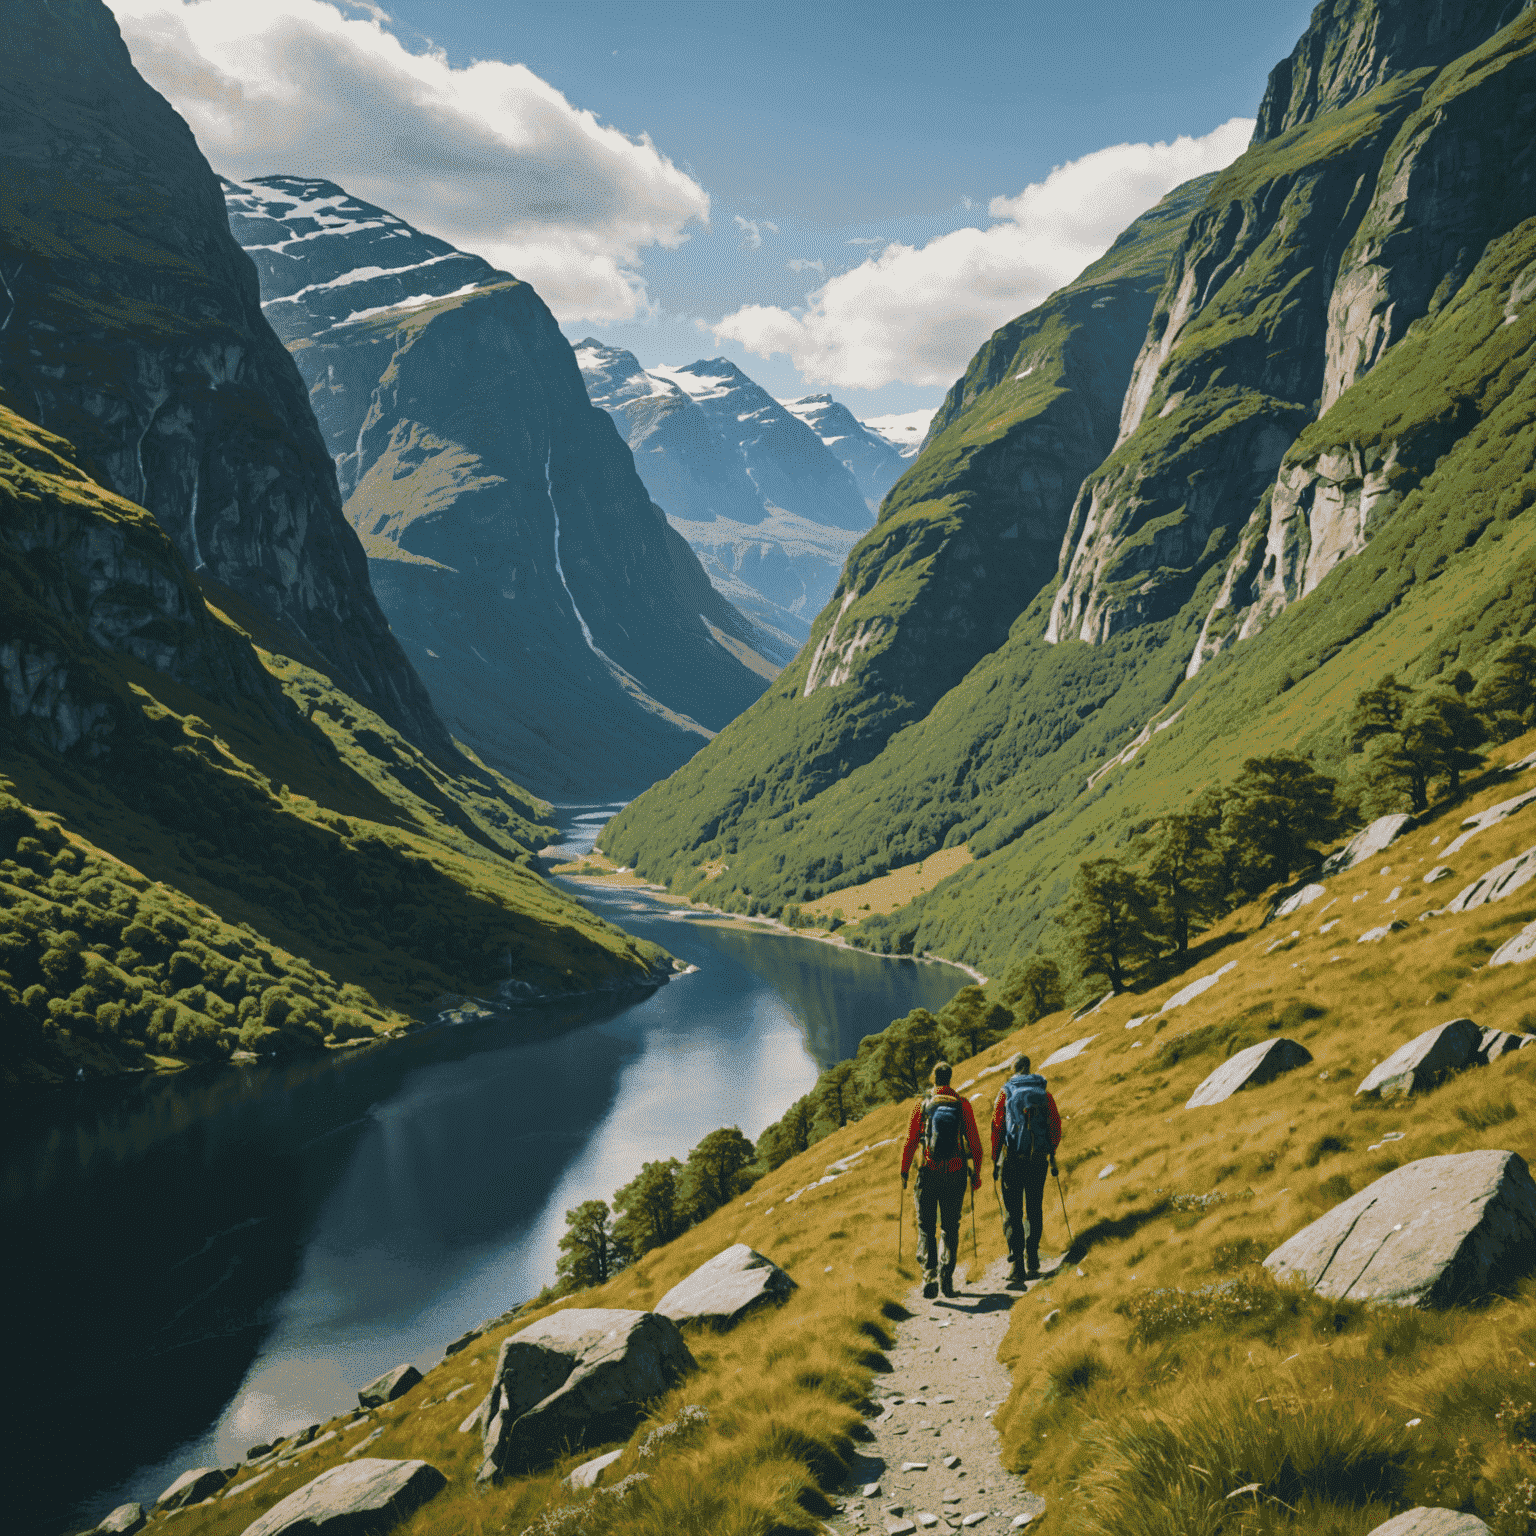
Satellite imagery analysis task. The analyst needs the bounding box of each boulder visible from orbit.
[156,1467,233,1510]
[1322,814,1412,874]
[1443,789,1536,856]
[1445,846,1535,913]
[1356,1019,1483,1098]
[1264,1150,1536,1306]
[1041,1034,1096,1067]
[565,1448,624,1490]
[358,1364,421,1409]
[1423,866,1453,883]
[443,1328,481,1356]
[1272,883,1326,920]
[1160,960,1237,1013]
[476,1309,695,1480]
[1365,1509,1491,1536]
[240,1459,446,1536]
[1477,1028,1535,1063]
[96,1503,145,1535]
[1185,1038,1313,1108]
[655,1244,796,1329]
[1490,920,1536,967]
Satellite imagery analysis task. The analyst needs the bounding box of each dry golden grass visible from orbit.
[800,843,974,923]
[168,736,1536,1536]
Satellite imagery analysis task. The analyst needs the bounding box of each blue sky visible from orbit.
[115,0,1318,416]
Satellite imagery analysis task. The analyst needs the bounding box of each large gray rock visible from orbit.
[1322,814,1412,874]
[1265,1150,1536,1306]
[1490,920,1536,967]
[1185,1038,1313,1108]
[1356,1019,1483,1099]
[240,1459,446,1536]
[156,1467,233,1510]
[1445,846,1535,912]
[1477,1028,1535,1063]
[96,1503,146,1535]
[477,1309,695,1481]
[357,1364,421,1409]
[1365,1509,1491,1536]
[565,1448,624,1490]
[655,1244,797,1328]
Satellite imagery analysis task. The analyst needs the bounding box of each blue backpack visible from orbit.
[1003,1073,1052,1159]
[923,1094,967,1165]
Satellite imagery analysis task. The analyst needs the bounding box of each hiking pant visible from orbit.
[913,1166,968,1282]
[999,1149,1050,1268]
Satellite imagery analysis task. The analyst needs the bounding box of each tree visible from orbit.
[757,1096,814,1171]
[1222,755,1342,891]
[939,985,1012,1060]
[996,954,1064,1024]
[1144,810,1222,957]
[612,1158,684,1258]
[679,1126,757,1224]
[1058,857,1157,993]
[855,1007,947,1104]
[556,1200,628,1292]
[811,1059,862,1137]
[1411,691,1487,797]
[1347,674,1414,751]
[1187,787,1242,911]
[1473,641,1536,740]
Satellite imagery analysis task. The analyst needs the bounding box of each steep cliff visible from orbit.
[0,2,450,755]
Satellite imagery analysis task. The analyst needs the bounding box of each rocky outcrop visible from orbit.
[0,3,450,755]
[155,1466,233,1510]
[565,1448,624,1490]
[1490,920,1536,965]
[357,1364,421,1409]
[1443,789,1536,855]
[655,1244,797,1328]
[1264,1149,1536,1304]
[476,1309,695,1480]
[1185,1038,1313,1108]
[1366,1510,1492,1536]
[95,1503,145,1535]
[241,1459,446,1536]
[1444,846,1536,911]
[1356,1018,1485,1096]
[1322,814,1414,874]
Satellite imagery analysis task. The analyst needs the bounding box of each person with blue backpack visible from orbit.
[990,1053,1062,1286]
[900,1060,983,1298]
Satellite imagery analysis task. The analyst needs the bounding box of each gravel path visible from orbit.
[826,1255,1058,1534]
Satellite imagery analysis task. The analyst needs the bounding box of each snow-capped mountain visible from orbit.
[863,408,936,460]
[779,394,911,512]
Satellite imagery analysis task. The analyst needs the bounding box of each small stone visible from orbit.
[902,1461,930,1471]
[358,1363,421,1409]
[1363,1509,1492,1535]
[919,1516,940,1529]
[885,1505,906,1517]
[887,1522,918,1536]
[935,1395,955,1404]
[943,1455,961,1468]
[1042,1309,1061,1327]
[1097,1164,1115,1180]
[962,1515,988,1528]
[565,1447,623,1490]
[155,1468,233,1511]
[863,1482,883,1498]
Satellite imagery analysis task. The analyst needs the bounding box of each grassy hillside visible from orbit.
[158,747,1536,1536]
[0,404,670,1088]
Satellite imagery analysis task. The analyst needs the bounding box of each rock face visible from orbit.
[1490,920,1536,966]
[241,1459,447,1536]
[477,1309,695,1480]
[1264,1149,1536,1305]
[1444,846,1536,912]
[155,1466,233,1510]
[1365,1509,1491,1536]
[357,1363,421,1409]
[223,180,778,800]
[1356,1018,1485,1097]
[780,394,911,513]
[1322,814,1414,874]
[1185,1038,1313,1108]
[655,1244,798,1328]
[0,5,450,756]
[1478,1027,1535,1060]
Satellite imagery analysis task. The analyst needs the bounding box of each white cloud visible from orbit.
[787,257,825,275]
[108,0,710,322]
[733,215,778,249]
[715,120,1253,390]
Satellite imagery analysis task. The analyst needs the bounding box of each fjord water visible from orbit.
[11,806,964,1533]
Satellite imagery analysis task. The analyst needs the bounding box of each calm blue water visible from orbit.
[8,805,965,1533]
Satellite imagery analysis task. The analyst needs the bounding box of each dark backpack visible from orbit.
[923,1093,967,1166]
[1003,1073,1051,1159]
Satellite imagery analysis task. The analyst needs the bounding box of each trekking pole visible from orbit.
[970,1179,978,1267]
[897,1180,904,1267]
[1052,1159,1074,1252]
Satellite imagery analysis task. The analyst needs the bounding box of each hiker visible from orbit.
[991,1053,1062,1286]
[900,1060,982,1299]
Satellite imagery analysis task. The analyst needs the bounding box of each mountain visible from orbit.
[780,393,911,511]
[0,0,674,1087]
[576,343,877,649]
[602,0,1536,977]
[222,178,780,801]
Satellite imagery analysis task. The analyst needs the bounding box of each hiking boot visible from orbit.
[1006,1258,1026,1289]
[940,1272,956,1298]
[923,1279,939,1300]
[1026,1257,1041,1279]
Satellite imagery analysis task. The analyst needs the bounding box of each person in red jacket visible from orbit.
[901,1060,983,1298]
[990,1053,1062,1286]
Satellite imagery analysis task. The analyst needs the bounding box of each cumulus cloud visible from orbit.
[733,215,778,249]
[715,120,1252,390]
[108,0,710,321]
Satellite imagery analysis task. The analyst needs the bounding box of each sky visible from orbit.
[109,0,1319,417]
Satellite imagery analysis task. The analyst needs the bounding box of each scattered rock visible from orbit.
[1490,920,1536,967]
[1097,1164,1116,1180]
[1185,1038,1313,1108]
[863,1482,882,1498]
[1323,814,1412,874]
[887,1521,918,1536]
[246,1441,277,1461]
[1072,990,1114,1020]
[1442,790,1536,856]
[344,1429,385,1459]
[222,1472,272,1499]
[1478,1028,1536,1062]
[918,1515,940,1529]
[241,1458,446,1536]
[565,1447,623,1490]
[902,1461,930,1471]
[1040,1035,1095,1067]
[477,1308,695,1479]
[1364,1509,1492,1536]
[1272,883,1326,920]
[155,1467,233,1510]
[443,1328,481,1357]
[655,1243,796,1329]
[1358,923,1407,943]
[943,1454,961,1467]
[1042,1310,1061,1327]
[1160,960,1237,1012]
[358,1364,421,1409]
[1356,1018,1484,1098]
[1264,1150,1536,1306]
[1011,1496,1047,1527]
[1445,846,1536,913]
[1424,866,1452,883]
[293,1425,320,1448]
[962,1515,988,1528]
[96,1503,145,1534]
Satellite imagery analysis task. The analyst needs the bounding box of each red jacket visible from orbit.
[990,1079,1062,1164]
[901,1086,983,1183]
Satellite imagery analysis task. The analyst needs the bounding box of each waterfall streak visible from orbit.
[546,449,603,659]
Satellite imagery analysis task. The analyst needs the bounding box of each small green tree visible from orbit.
[811,1059,862,1136]
[939,984,1012,1060]
[555,1199,628,1292]
[679,1126,757,1224]
[1347,674,1414,751]
[611,1158,684,1258]
[1222,755,1342,891]
[1472,640,1536,741]
[856,1007,947,1104]
[1412,691,1488,797]
[996,954,1064,1024]
[757,1095,814,1171]
[1144,810,1223,957]
[1058,857,1156,993]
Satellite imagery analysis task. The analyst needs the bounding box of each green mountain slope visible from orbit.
[603,2,1536,975]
